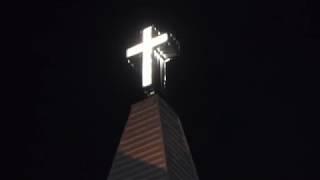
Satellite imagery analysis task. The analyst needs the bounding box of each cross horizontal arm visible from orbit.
[151,33,168,47]
[126,44,143,58]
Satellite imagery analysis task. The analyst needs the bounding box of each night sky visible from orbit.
[8,0,320,179]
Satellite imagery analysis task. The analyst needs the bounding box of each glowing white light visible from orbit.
[142,27,153,87]
[151,34,168,47]
[126,44,143,58]
[126,26,169,87]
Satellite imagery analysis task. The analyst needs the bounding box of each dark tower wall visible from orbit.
[159,97,199,180]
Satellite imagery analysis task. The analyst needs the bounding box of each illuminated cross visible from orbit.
[126,26,169,87]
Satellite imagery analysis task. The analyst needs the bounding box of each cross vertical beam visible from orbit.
[142,27,153,87]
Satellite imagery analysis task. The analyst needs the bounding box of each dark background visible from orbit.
[6,0,320,179]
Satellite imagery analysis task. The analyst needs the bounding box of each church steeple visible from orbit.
[107,25,198,180]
